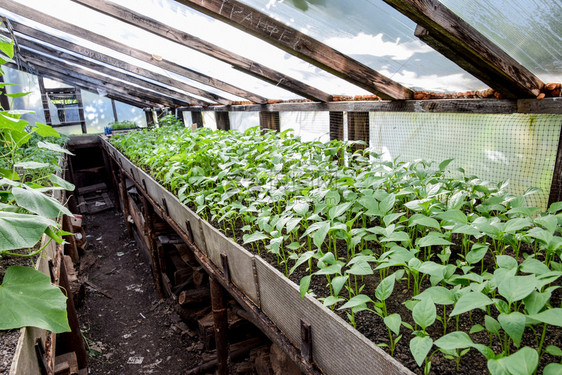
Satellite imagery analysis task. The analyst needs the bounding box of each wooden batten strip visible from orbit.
[70,0,332,103]
[174,0,412,100]
[384,0,544,98]
[0,0,264,104]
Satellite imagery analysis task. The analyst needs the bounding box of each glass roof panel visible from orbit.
[440,0,562,83]
[237,0,488,92]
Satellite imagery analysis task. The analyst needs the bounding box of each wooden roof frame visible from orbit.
[0,0,265,104]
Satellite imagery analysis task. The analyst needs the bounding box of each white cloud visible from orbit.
[326,32,433,61]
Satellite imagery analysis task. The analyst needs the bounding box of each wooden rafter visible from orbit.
[170,0,413,100]
[0,0,265,104]
[383,0,544,98]
[1,28,214,106]
[14,49,189,107]
[70,0,333,103]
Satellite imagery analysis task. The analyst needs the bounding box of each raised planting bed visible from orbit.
[104,126,562,375]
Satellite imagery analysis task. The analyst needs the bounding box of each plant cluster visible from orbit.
[112,126,562,374]
[0,32,73,334]
[109,120,138,130]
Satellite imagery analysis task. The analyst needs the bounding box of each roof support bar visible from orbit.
[1,28,212,106]
[383,0,544,98]
[171,0,412,100]
[15,49,190,107]
[0,0,265,104]
[71,0,333,102]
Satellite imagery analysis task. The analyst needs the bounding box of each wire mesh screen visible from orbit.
[279,111,330,142]
[369,112,562,208]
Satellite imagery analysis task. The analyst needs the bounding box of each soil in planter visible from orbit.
[77,209,203,374]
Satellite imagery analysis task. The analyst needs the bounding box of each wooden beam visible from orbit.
[16,47,193,107]
[384,0,544,98]
[0,0,265,104]
[70,0,333,103]
[3,21,229,105]
[9,61,154,109]
[5,32,212,106]
[7,57,166,109]
[171,0,412,100]
[74,88,87,134]
[37,76,52,125]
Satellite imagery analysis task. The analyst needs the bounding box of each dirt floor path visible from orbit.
[77,208,202,374]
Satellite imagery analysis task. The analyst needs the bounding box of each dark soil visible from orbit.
[77,208,203,374]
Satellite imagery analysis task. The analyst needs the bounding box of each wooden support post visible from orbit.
[111,99,118,123]
[119,172,133,237]
[191,111,203,128]
[74,88,87,134]
[210,276,229,375]
[347,112,369,151]
[57,253,88,369]
[140,194,166,298]
[259,112,280,132]
[0,75,10,110]
[215,112,230,131]
[37,76,52,125]
[62,215,79,263]
[329,112,344,141]
[548,125,562,207]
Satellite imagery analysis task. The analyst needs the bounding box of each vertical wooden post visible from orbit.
[119,172,133,237]
[210,276,229,375]
[74,88,87,134]
[191,111,203,128]
[111,98,119,123]
[216,112,230,130]
[140,194,165,298]
[62,215,79,263]
[144,109,152,127]
[329,112,343,141]
[259,112,280,132]
[0,75,10,110]
[548,125,562,207]
[37,76,52,125]
[347,112,369,151]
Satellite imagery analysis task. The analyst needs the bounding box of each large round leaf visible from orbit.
[12,187,73,218]
[0,211,56,251]
[0,266,70,333]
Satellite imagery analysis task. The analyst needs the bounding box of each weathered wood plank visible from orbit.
[0,0,266,104]
[189,99,525,114]
[3,21,229,105]
[70,0,332,103]
[518,97,562,114]
[215,111,230,130]
[173,0,412,100]
[384,0,543,98]
[6,32,213,106]
[16,49,192,107]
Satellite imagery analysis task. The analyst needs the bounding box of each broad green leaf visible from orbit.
[0,211,56,250]
[314,264,342,276]
[0,168,19,180]
[434,331,474,350]
[328,202,352,220]
[313,221,330,249]
[534,215,559,234]
[496,255,518,270]
[498,275,537,304]
[289,251,315,275]
[436,209,467,225]
[293,201,309,216]
[548,201,562,214]
[439,158,454,171]
[322,295,344,308]
[519,258,550,275]
[379,193,396,214]
[358,196,379,215]
[410,214,440,230]
[243,231,268,244]
[32,122,60,138]
[48,174,75,191]
[383,313,401,336]
[285,217,301,233]
[324,190,340,207]
[14,161,51,170]
[466,243,489,265]
[487,347,538,375]
[13,187,72,218]
[331,275,349,296]
[447,191,467,210]
[450,291,493,317]
[0,266,69,333]
[504,217,532,233]
[523,289,553,315]
[452,223,481,237]
[383,212,404,227]
[417,233,453,248]
[485,315,501,336]
[545,345,562,356]
[37,141,74,155]
[498,312,525,347]
[410,335,433,367]
[544,363,562,375]
[375,273,396,301]
[380,230,410,243]
[346,260,373,276]
[528,308,562,327]
[414,286,455,305]
[338,294,373,310]
[299,275,311,298]
[412,297,436,330]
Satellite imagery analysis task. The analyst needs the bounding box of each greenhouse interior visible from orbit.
[0,0,561,374]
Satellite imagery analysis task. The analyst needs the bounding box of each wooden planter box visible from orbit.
[102,137,414,375]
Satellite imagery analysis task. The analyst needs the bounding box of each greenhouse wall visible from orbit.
[279,111,330,143]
